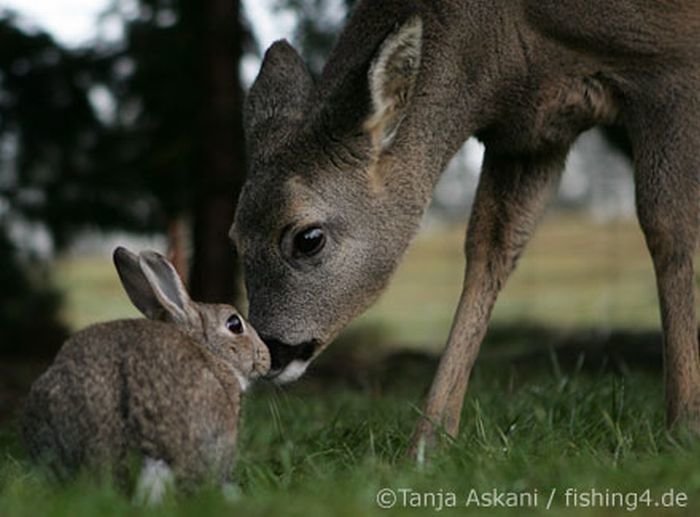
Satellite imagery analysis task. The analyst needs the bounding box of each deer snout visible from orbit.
[261,338,318,380]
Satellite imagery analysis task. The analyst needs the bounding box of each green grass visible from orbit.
[351,213,699,350]
[53,256,141,331]
[2,364,700,516]
[3,214,700,515]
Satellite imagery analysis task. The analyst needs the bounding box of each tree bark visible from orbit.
[166,215,189,285]
[188,0,246,304]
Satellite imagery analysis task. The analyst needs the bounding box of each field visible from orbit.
[2,214,700,516]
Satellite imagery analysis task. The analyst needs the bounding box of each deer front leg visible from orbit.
[630,97,700,433]
[409,150,566,457]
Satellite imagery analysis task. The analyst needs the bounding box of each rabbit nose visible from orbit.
[256,347,272,374]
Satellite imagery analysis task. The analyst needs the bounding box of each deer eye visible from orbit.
[226,314,244,334]
[292,226,326,258]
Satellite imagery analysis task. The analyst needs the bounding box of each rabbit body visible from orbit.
[23,320,241,487]
[21,248,270,495]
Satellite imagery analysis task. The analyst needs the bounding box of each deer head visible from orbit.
[232,16,427,382]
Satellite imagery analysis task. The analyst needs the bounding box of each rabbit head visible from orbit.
[113,247,271,389]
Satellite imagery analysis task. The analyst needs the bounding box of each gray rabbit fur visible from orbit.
[21,247,270,499]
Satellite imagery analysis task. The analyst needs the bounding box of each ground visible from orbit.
[1,213,699,516]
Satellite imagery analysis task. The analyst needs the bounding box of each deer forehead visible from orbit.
[243,175,328,230]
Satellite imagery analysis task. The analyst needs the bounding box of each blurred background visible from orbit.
[0,0,697,418]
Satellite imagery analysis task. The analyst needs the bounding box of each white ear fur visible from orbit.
[365,17,423,151]
[137,251,198,325]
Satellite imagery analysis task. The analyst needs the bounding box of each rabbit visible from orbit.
[21,247,270,502]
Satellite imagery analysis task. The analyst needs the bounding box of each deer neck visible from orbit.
[313,1,517,240]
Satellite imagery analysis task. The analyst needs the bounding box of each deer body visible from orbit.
[233,0,700,448]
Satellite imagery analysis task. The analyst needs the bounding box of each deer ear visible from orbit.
[245,41,314,160]
[365,17,423,152]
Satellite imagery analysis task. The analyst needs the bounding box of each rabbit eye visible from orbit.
[226,314,244,334]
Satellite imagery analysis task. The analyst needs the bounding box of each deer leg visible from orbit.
[630,99,700,432]
[409,150,566,457]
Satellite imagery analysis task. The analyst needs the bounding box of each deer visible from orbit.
[231,0,700,454]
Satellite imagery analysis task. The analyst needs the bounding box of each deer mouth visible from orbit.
[262,338,318,381]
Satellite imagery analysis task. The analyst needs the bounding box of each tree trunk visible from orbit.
[188,0,246,304]
[166,215,189,285]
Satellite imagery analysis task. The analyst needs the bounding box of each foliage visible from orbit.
[96,0,251,301]
[0,14,102,355]
[0,229,67,356]
[273,0,355,74]
[0,0,252,330]
[0,13,161,247]
[97,0,203,221]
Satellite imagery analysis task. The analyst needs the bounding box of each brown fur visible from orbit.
[23,321,241,485]
[22,249,270,492]
[233,0,700,452]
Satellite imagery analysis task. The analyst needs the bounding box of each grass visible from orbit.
[352,213,695,350]
[53,256,141,331]
[3,364,700,516]
[2,213,700,515]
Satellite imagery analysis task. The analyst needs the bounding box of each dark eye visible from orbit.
[226,314,244,334]
[293,226,326,257]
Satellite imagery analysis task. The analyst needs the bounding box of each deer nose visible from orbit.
[262,337,317,373]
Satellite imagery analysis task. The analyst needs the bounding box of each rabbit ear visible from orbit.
[114,247,166,320]
[136,251,199,325]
